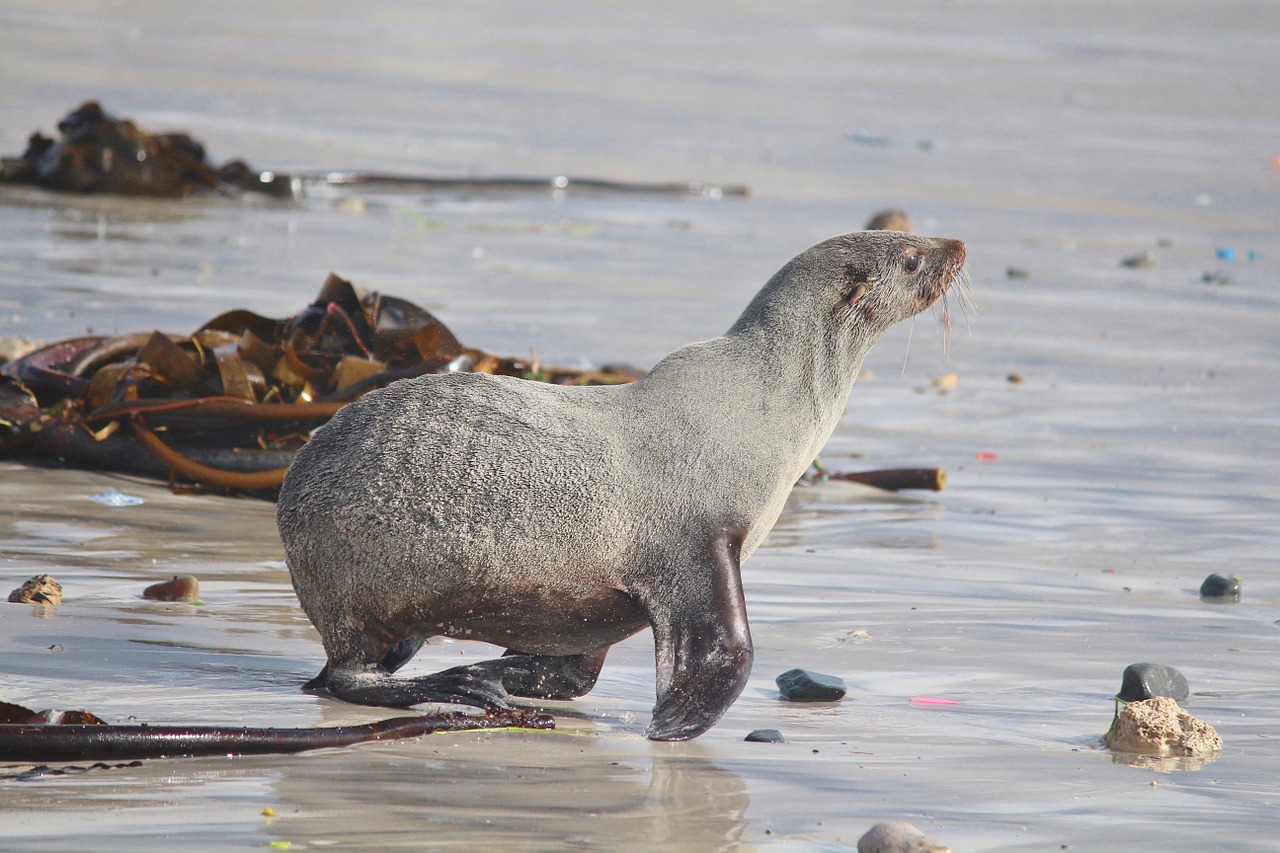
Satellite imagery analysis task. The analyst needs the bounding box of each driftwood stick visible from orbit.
[808,466,947,492]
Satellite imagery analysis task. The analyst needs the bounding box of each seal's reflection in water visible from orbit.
[265,733,751,849]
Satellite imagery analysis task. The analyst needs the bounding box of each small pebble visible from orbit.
[776,668,847,702]
[143,575,201,603]
[744,728,786,743]
[932,373,959,392]
[1005,267,1029,279]
[1120,251,1157,269]
[1199,573,1240,601]
[1202,270,1231,285]
[857,820,952,853]
[1117,662,1189,703]
[864,209,912,232]
[8,574,63,605]
[1006,373,1025,384]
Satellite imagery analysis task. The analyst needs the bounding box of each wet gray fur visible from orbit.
[277,229,966,740]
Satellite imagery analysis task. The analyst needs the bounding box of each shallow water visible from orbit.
[2,2,1279,850]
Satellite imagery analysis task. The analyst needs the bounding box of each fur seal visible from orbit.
[276,229,967,740]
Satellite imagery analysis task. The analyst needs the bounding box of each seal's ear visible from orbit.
[843,262,873,304]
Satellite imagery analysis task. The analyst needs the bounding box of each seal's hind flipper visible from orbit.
[380,634,426,673]
[643,527,754,741]
[500,648,610,699]
[323,657,532,710]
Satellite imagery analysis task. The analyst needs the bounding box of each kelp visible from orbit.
[0,273,643,496]
[0,101,749,200]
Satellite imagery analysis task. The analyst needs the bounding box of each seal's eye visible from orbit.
[903,253,922,273]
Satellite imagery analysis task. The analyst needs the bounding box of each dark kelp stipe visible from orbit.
[0,700,553,767]
[0,274,644,496]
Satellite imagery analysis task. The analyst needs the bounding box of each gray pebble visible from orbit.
[1199,573,1240,601]
[1117,662,1189,703]
[776,668,847,702]
[744,728,786,743]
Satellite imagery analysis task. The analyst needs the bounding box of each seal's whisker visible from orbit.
[901,315,916,376]
[932,298,953,360]
[954,267,977,321]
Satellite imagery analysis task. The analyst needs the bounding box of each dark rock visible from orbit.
[1117,663,1189,703]
[776,668,847,702]
[744,728,786,743]
[1199,573,1240,601]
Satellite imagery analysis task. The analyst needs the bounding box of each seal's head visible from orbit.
[836,230,967,334]
[732,229,968,357]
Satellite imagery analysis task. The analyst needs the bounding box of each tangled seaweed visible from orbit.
[0,274,641,496]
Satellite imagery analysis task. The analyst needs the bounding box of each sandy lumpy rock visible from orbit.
[857,821,951,853]
[1103,696,1222,758]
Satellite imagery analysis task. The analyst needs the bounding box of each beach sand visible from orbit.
[2,2,1278,849]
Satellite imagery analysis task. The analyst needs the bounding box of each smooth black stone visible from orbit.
[744,728,786,743]
[775,668,847,702]
[1199,573,1241,601]
[1117,662,1189,703]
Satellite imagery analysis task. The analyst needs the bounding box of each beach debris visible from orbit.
[142,575,201,603]
[776,668,847,702]
[0,706,554,762]
[0,337,41,365]
[1120,251,1157,269]
[848,131,935,151]
[0,273,641,496]
[1116,663,1189,704]
[857,820,952,853]
[744,728,786,743]
[1,101,748,200]
[88,488,145,507]
[1201,270,1231,285]
[910,697,959,707]
[1199,573,1241,601]
[802,461,947,492]
[975,452,998,461]
[1102,696,1222,760]
[931,373,959,392]
[1215,247,1236,261]
[1005,266,1030,279]
[0,701,106,725]
[1006,372,1025,384]
[0,101,294,199]
[8,574,63,605]
[864,209,912,232]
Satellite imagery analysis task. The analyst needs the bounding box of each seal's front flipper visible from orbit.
[500,648,609,699]
[643,528,754,741]
[324,657,530,710]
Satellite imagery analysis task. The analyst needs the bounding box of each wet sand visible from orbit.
[2,2,1279,850]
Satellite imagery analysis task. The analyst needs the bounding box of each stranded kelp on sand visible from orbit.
[0,101,749,200]
[0,274,644,495]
